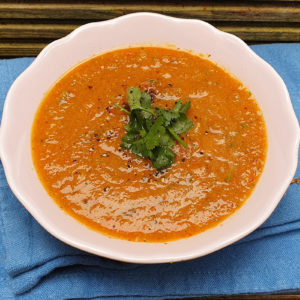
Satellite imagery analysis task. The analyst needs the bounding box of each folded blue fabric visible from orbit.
[0,44,299,299]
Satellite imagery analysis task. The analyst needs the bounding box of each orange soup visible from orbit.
[31,47,267,242]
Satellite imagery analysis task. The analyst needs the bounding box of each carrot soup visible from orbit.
[31,47,267,242]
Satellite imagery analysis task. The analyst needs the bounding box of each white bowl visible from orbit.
[0,13,299,263]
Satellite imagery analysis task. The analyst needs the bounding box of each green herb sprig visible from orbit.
[114,87,194,171]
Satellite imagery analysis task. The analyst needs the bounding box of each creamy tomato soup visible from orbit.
[32,47,267,242]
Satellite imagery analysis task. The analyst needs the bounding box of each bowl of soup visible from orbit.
[0,13,299,263]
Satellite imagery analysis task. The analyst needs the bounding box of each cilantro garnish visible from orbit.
[114,87,194,171]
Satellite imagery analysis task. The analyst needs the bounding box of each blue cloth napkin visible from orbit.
[0,44,299,299]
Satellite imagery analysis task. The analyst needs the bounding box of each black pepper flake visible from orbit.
[127,164,131,168]
[182,158,186,162]
[205,131,208,135]
[96,138,101,142]
[88,85,93,89]
[73,159,77,162]
[147,88,157,99]
[94,133,98,137]
[200,151,204,155]
[167,83,173,87]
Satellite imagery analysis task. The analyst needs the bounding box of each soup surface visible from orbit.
[32,47,267,242]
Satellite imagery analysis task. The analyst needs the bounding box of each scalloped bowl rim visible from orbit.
[0,13,299,263]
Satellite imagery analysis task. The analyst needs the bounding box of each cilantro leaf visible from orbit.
[127,87,155,116]
[122,132,138,149]
[115,86,194,171]
[156,107,179,127]
[171,100,184,113]
[169,114,194,135]
[127,112,143,133]
[152,147,175,170]
[179,101,191,114]
[159,132,176,147]
[127,87,142,110]
[144,116,165,150]
[131,139,154,159]
[171,100,191,114]
[140,91,152,109]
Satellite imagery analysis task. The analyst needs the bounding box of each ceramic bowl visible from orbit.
[0,13,299,263]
